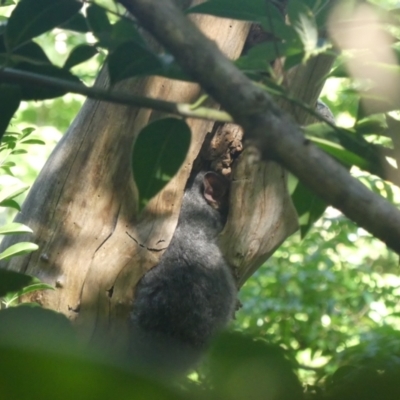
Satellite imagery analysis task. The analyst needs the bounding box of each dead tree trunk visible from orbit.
[0,3,332,351]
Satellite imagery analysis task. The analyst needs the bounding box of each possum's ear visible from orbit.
[203,172,230,210]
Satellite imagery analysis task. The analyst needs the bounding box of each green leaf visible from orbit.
[0,0,14,6]
[13,63,82,100]
[10,40,52,65]
[308,137,369,169]
[0,184,29,203]
[0,242,39,261]
[0,84,21,142]
[0,199,21,211]
[209,332,303,399]
[156,56,193,82]
[2,134,18,143]
[259,3,297,41]
[20,138,45,145]
[1,161,16,167]
[21,126,35,138]
[0,270,32,297]
[0,306,180,399]
[355,117,387,136]
[2,278,54,307]
[291,181,327,237]
[305,122,384,177]
[11,149,27,155]
[110,18,145,48]
[5,0,82,51]
[0,222,32,235]
[132,118,191,211]
[107,41,163,84]
[236,42,287,72]
[59,12,88,33]
[187,0,269,22]
[288,1,318,58]
[63,45,98,69]
[86,3,112,38]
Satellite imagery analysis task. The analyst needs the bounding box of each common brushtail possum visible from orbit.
[130,171,237,376]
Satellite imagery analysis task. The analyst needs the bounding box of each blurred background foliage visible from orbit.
[1,0,400,397]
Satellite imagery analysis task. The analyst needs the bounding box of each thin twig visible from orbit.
[0,67,233,123]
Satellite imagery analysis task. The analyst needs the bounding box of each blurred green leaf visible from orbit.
[110,18,145,47]
[20,127,35,138]
[2,278,54,307]
[86,3,112,39]
[0,0,14,6]
[209,332,303,400]
[0,184,29,203]
[0,84,21,142]
[259,2,297,41]
[20,138,45,145]
[0,199,21,211]
[5,0,82,50]
[0,269,32,297]
[309,136,369,169]
[11,149,27,155]
[288,1,318,58]
[187,0,268,21]
[0,242,38,261]
[0,307,184,400]
[59,12,88,33]
[13,63,82,100]
[236,42,287,72]
[291,181,327,237]
[0,222,32,235]
[107,41,162,84]
[132,118,191,212]
[63,44,98,69]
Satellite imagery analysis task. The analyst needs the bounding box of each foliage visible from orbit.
[1,0,400,398]
[0,0,398,231]
[0,125,44,257]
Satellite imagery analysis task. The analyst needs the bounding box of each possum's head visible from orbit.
[179,171,230,237]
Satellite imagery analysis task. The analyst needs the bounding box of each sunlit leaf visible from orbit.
[20,127,35,139]
[2,278,54,307]
[288,1,318,58]
[0,242,38,261]
[0,183,29,203]
[11,149,27,155]
[0,222,32,235]
[20,139,45,145]
[0,199,21,211]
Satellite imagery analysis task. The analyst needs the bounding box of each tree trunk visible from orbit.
[0,4,330,350]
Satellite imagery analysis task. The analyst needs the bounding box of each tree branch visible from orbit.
[118,0,400,254]
[0,67,233,122]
